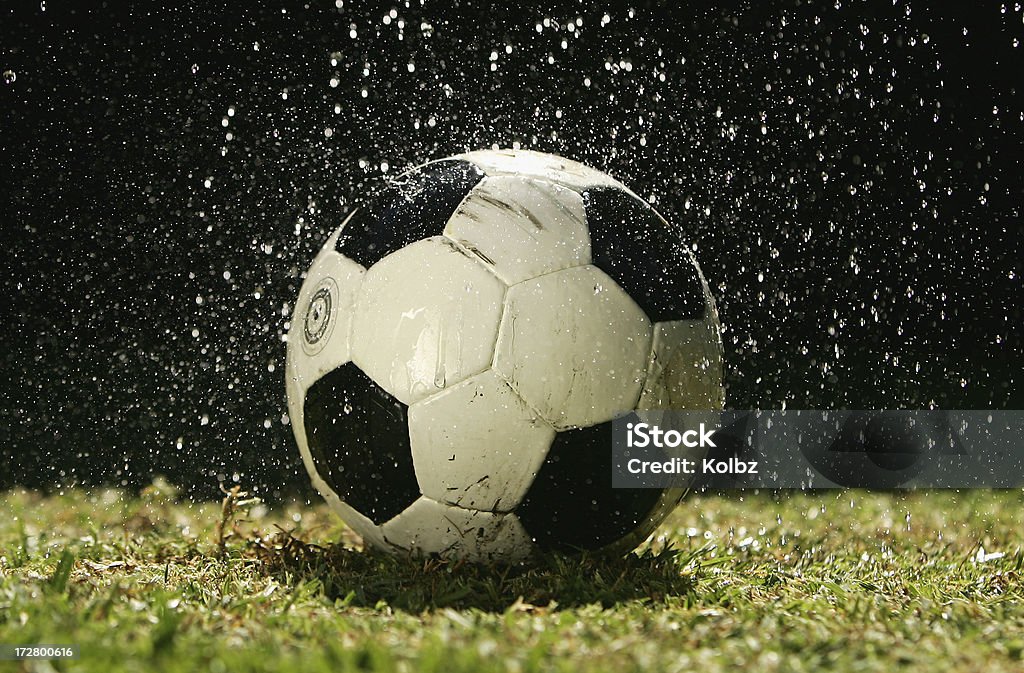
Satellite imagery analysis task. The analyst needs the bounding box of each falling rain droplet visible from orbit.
[2,70,15,84]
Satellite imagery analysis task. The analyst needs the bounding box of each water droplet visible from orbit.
[2,70,15,84]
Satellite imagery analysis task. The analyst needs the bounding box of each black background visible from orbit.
[2,1,1021,499]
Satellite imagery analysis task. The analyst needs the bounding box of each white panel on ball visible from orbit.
[408,370,555,513]
[458,149,631,193]
[638,318,725,411]
[286,248,365,395]
[444,176,591,285]
[350,237,506,405]
[494,265,652,429]
[380,497,534,563]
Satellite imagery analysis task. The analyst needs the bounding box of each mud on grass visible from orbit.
[1,485,1023,672]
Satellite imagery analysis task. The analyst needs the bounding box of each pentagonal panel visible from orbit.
[301,363,421,526]
[335,159,484,268]
[351,237,506,405]
[583,187,707,323]
[515,419,663,552]
[408,370,555,513]
[381,496,535,563]
[610,487,688,555]
[286,246,364,397]
[638,319,725,411]
[444,176,590,285]
[286,360,387,550]
[494,265,652,429]
[457,149,627,192]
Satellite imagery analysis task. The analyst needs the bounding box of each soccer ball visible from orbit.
[285,149,723,563]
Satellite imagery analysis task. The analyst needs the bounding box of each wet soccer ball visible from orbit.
[285,149,723,563]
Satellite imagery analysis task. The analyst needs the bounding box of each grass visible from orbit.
[1,482,1023,672]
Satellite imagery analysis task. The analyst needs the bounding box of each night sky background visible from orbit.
[2,1,1021,499]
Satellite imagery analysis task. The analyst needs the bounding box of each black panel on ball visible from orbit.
[303,363,420,525]
[515,420,662,553]
[335,159,485,267]
[583,187,706,323]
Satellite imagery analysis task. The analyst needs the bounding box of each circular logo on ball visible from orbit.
[301,278,338,355]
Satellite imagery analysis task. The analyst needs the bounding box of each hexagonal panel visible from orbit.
[494,265,652,429]
[444,175,590,285]
[408,370,555,512]
[638,318,724,411]
[286,248,364,396]
[457,149,627,192]
[350,237,507,405]
[380,496,534,563]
